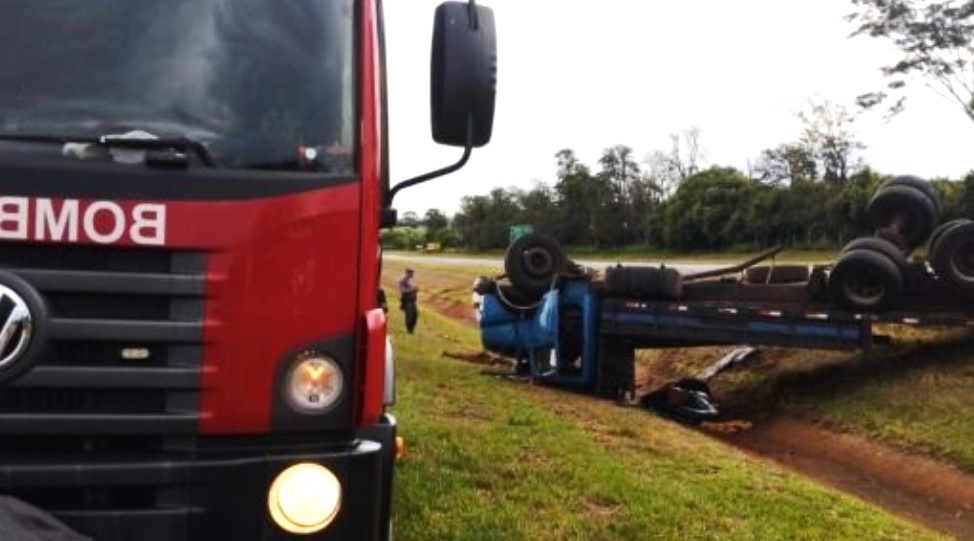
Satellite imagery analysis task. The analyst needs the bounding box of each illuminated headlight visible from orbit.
[268,463,342,534]
[284,353,344,414]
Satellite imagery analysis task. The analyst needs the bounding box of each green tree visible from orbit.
[434,227,462,249]
[932,175,966,219]
[423,208,449,242]
[517,181,560,238]
[597,145,643,247]
[380,226,424,250]
[553,149,604,249]
[654,167,759,251]
[399,211,420,226]
[452,188,522,250]
[823,168,885,245]
[754,143,818,185]
[958,170,974,214]
[848,0,974,122]
[452,195,491,251]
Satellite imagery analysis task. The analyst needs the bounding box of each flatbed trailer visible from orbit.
[478,266,974,401]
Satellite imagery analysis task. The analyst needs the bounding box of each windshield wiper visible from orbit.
[96,135,216,167]
[0,133,216,168]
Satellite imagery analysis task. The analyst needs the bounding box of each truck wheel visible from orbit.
[930,221,974,297]
[839,236,907,272]
[743,265,810,284]
[926,219,971,257]
[866,184,938,250]
[881,175,942,217]
[828,249,904,312]
[604,266,682,300]
[504,233,566,297]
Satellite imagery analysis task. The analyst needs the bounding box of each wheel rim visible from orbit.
[522,247,554,278]
[841,270,886,307]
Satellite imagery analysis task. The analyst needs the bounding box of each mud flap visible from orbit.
[0,496,91,541]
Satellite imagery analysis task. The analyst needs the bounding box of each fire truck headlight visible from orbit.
[268,463,342,534]
[284,353,344,414]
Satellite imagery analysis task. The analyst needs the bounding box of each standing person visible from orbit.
[398,268,419,334]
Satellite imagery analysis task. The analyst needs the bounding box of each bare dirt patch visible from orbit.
[722,418,974,540]
[425,288,478,327]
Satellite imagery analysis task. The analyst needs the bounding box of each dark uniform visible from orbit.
[398,269,418,334]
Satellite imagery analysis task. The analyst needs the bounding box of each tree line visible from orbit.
[382,150,974,254]
[381,0,974,253]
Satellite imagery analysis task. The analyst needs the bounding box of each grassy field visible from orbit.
[783,337,974,472]
[383,268,941,540]
[631,329,974,475]
[385,258,974,478]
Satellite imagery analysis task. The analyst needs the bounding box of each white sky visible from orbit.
[383,0,974,217]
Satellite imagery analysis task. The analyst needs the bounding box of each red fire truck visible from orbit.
[0,1,496,539]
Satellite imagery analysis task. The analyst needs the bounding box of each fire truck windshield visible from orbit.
[0,0,356,173]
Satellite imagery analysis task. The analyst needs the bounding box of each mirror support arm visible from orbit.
[467,0,479,30]
[385,114,473,207]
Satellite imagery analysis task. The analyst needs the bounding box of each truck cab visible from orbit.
[0,1,496,539]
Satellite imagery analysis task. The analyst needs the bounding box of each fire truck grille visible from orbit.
[0,243,206,437]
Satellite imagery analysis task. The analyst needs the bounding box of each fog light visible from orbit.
[268,463,342,534]
[285,353,343,414]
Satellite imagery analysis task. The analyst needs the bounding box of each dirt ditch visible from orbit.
[419,284,974,539]
[725,418,974,539]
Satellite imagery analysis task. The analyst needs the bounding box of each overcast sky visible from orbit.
[382,0,974,217]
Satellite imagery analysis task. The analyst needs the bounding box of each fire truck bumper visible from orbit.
[0,414,398,541]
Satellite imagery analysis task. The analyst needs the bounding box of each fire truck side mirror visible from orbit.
[430,1,497,148]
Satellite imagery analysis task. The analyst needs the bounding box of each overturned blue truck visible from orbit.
[475,176,974,421]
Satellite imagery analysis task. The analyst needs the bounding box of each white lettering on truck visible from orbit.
[0,197,166,245]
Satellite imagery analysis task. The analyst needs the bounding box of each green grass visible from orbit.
[779,337,974,472]
[385,258,974,482]
[634,329,974,473]
[384,285,940,540]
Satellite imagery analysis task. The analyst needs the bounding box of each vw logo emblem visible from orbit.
[0,284,33,371]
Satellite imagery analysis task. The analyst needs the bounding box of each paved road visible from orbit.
[385,252,724,275]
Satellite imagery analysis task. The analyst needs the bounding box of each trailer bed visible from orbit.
[600,280,974,353]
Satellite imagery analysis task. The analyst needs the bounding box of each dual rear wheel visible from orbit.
[829,237,906,312]
[867,175,941,251]
[928,219,974,298]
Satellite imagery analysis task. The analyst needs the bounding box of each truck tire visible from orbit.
[828,248,904,312]
[839,236,908,272]
[504,233,566,297]
[929,220,974,297]
[881,175,942,217]
[743,265,810,284]
[866,184,938,250]
[604,265,682,300]
[926,219,971,257]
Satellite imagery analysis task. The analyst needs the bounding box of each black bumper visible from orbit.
[0,415,398,541]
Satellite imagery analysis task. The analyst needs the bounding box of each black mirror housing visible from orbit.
[430,2,497,148]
